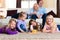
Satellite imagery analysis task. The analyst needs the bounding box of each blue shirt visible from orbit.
[27,8,40,14]
[27,8,40,18]
[17,19,27,32]
[27,7,46,18]
[39,7,46,14]
[38,7,46,18]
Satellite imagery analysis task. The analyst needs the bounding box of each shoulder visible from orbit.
[39,7,46,10]
[17,19,21,22]
[42,7,46,9]
[17,20,22,24]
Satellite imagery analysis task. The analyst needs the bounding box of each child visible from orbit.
[0,18,18,35]
[43,15,58,33]
[28,19,38,32]
[16,12,27,32]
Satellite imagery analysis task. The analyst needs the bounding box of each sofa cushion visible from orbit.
[57,25,60,31]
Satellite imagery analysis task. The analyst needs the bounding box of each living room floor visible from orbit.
[0,32,60,40]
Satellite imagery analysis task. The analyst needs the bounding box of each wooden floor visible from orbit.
[0,32,60,40]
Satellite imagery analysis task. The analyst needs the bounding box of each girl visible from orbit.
[28,19,38,32]
[0,18,18,35]
[43,15,58,33]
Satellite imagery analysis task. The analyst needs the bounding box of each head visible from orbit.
[33,3,39,11]
[8,18,16,29]
[46,15,54,25]
[18,12,27,20]
[29,19,37,27]
[38,0,43,7]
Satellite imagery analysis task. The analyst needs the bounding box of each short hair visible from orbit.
[37,0,43,4]
[19,12,26,17]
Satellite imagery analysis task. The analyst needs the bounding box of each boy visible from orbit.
[17,12,27,32]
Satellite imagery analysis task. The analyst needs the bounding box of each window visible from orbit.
[21,0,37,8]
[21,0,29,8]
[16,0,37,8]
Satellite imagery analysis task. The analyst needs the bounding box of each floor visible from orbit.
[0,32,60,40]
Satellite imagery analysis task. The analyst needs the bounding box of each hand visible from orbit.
[37,14,43,18]
[32,11,37,14]
[39,14,43,16]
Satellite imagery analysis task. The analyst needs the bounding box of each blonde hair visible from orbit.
[45,15,57,28]
[33,3,39,9]
[7,18,16,28]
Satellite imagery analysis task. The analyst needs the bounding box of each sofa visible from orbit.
[0,18,60,40]
[0,18,60,29]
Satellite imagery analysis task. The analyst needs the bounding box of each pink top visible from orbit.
[44,25,51,30]
[44,25,59,32]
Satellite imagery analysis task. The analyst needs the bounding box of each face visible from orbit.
[22,14,27,20]
[31,21,37,26]
[39,1,43,7]
[46,16,53,25]
[9,21,16,29]
[33,3,39,11]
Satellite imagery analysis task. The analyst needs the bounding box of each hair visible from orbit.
[7,18,16,27]
[0,15,5,19]
[37,0,43,4]
[29,19,38,30]
[9,18,16,24]
[33,3,39,9]
[18,12,26,18]
[45,15,57,29]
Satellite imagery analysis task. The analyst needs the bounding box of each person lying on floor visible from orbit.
[43,15,59,33]
[28,19,39,32]
[0,18,18,35]
[16,12,28,32]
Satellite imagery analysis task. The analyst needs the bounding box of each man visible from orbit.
[38,0,46,18]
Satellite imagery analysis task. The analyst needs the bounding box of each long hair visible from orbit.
[45,15,57,28]
[29,19,38,30]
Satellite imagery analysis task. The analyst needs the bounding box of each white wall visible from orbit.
[5,0,16,8]
[0,0,57,17]
[43,0,57,14]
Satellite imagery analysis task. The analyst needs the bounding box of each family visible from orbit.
[0,0,59,35]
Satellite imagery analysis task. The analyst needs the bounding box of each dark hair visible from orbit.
[28,19,38,31]
[37,0,43,4]
[19,12,26,17]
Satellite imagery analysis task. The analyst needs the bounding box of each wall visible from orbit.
[5,0,16,8]
[43,0,57,14]
[0,0,57,17]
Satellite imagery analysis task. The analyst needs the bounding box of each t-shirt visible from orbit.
[0,25,18,35]
[17,19,27,32]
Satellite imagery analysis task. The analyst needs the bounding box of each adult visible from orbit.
[38,0,46,18]
[27,3,40,20]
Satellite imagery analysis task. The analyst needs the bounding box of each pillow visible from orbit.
[57,25,60,31]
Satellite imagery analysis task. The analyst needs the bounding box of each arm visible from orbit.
[6,28,18,35]
[43,8,46,14]
[30,25,33,31]
[17,22,25,32]
[43,25,51,33]
[51,25,57,33]
[36,12,43,19]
